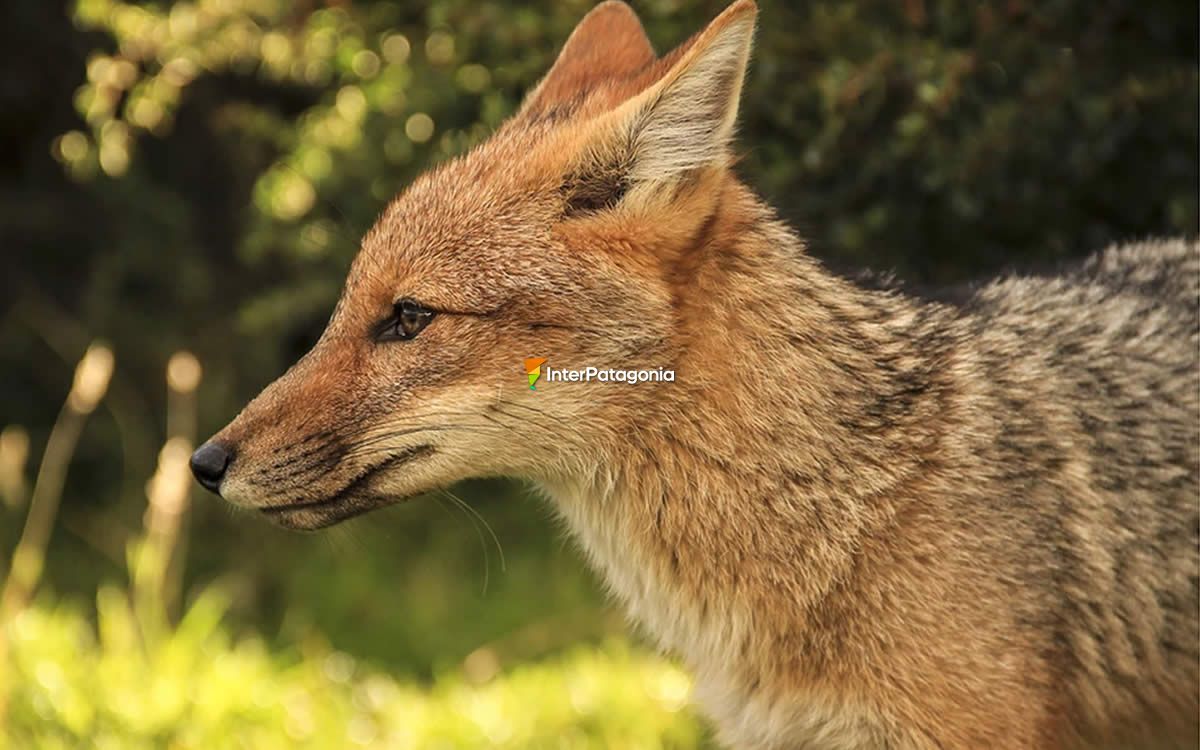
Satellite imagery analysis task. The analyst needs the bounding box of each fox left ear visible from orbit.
[608,0,757,189]
[520,1,657,119]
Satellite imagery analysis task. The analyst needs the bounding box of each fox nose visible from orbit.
[190,442,231,494]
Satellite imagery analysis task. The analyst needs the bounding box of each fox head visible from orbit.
[192,1,759,528]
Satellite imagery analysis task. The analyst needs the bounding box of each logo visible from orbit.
[522,357,675,390]
[524,357,548,390]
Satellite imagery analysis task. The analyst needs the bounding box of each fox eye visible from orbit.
[378,299,436,342]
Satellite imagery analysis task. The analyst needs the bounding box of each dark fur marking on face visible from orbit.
[258,444,435,524]
[247,435,348,490]
[265,431,341,471]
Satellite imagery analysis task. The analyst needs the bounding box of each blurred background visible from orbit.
[0,0,1196,747]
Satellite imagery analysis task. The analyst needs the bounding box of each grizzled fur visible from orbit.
[546,222,1199,749]
[198,1,1199,747]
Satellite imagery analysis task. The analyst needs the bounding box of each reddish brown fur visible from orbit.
[201,3,1200,747]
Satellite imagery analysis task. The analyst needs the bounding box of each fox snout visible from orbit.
[189,441,231,492]
[188,338,443,529]
[191,410,440,530]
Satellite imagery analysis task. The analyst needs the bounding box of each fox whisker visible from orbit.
[438,487,506,596]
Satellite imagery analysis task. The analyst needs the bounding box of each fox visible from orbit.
[190,1,1200,748]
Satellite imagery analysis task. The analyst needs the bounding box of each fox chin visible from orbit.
[192,2,1199,748]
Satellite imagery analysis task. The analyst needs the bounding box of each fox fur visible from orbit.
[199,2,1200,747]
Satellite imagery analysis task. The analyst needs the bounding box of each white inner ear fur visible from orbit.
[625,12,756,185]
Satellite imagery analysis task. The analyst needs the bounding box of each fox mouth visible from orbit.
[258,444,434,529]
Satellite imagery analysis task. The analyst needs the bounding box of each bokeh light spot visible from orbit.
[405,113,434,143]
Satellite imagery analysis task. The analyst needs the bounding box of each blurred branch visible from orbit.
[131,437,191,644]
[1,343,114,616]
[133,352,201,627]
[15,287,158,511]
[0,426,30,511]
[162,352,202,617]
[0,343,113,725]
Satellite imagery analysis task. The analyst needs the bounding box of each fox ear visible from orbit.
[520,1,656,118]
[611,0,756,187]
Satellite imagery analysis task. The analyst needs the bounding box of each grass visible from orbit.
[4,585,708,749]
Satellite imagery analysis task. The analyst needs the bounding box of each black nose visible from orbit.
[190,442,231,493]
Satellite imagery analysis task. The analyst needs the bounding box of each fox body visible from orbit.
[194,2,1200,747]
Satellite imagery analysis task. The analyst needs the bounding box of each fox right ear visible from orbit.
[559,1,755,217]
[615,0,756,188]
[520,1,656,118]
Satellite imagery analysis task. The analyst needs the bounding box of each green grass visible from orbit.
[4,584,710,749]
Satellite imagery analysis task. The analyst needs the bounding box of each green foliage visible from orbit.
[5,586,705,748]
[742,1,1198,279]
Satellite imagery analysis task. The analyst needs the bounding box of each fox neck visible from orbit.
[539,180,958,673]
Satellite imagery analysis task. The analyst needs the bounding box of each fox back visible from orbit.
[193,2,1200,748]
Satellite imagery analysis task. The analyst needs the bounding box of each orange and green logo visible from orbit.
[524,357,548,390]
